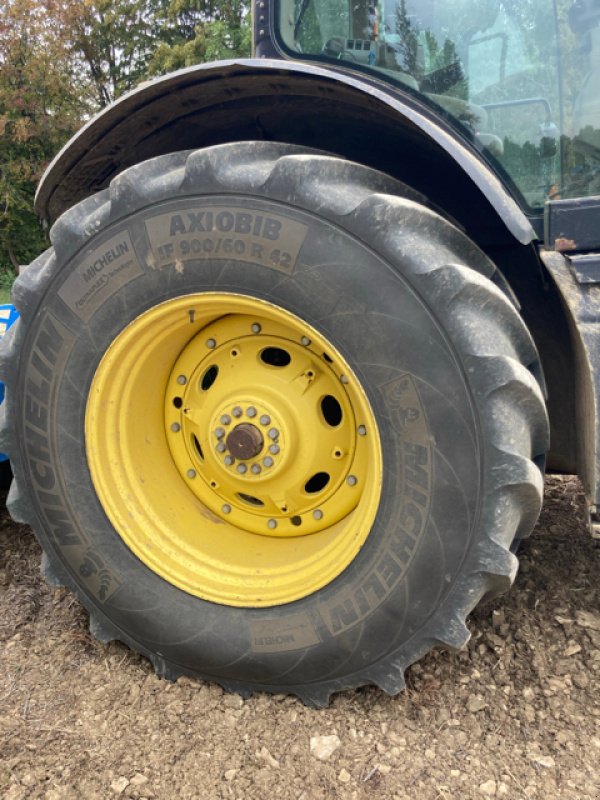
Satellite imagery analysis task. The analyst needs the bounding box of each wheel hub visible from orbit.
[210,398,284,477]
[225,423,264,460]
[166,309,374,538]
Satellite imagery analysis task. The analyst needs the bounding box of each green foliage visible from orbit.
[295,0,323,53]
[422,33,468,100]
[0,0,86,275]
[0,0,251,281]
[396,0,419,75]
[148,0,251,74]
[60,0,174,107]
[0,265,16,303]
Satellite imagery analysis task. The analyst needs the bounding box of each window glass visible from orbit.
[278,0,600,208]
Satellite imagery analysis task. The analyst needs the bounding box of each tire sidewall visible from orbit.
[18,192,484,687]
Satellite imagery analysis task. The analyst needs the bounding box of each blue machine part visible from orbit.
[0,304,19,463]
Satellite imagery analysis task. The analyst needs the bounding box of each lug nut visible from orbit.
[263,456,274,468]
[216,442,226,453]
[251,323,262,334]
[357,425,367,436]
[313,509,323,520]
[301,336,311,346]
[215,427,225,439]
[187,469,196,479]
[347,475,358,486]
[224,455,235,466]
[177,375,187,385]
[220,414,231,425]
[340,375,348,384]
[259,415,271,426]
[267,519,277,529]
[206,338,217,349]
[237,464,247,474]
[222,504,231,514]
[269,444,280,455]
[251,464,262,475]
[247,406,257,418]
[268,428,279,440]
[170,423,181,433]
[232,406,243,418]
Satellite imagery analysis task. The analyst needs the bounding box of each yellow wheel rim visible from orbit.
[85,294,382,606]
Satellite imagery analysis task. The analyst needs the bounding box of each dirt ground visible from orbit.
[1,476,599,800]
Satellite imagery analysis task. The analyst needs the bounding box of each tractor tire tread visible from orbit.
[0,142,549,705]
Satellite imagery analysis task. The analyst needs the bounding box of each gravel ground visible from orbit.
[1,476,599,800]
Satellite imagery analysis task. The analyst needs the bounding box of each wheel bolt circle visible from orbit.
[202,337,350,527]
[170,423,180,433]
[358,425,367,436]
[187,469,196,479]
[177,374,187,385]
[251,323,261,333]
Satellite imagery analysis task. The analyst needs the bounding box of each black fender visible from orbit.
[37,59,535,249]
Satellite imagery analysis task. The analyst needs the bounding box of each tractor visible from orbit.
[2,0,599,705]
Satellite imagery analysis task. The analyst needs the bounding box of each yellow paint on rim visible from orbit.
[85,294,382,606]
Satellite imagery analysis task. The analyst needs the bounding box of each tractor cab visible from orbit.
[275,0,600,210]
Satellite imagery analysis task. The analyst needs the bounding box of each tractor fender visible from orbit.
[36,59,535,246]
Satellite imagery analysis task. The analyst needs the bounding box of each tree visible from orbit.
[57,0,173,108]
[0,0,85,273]
[0,0,252,277]
[148,0,251,74]
[395,0,419,75]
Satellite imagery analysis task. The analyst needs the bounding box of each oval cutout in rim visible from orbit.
[200,364,219,391]
[321,395,343,427]
[193,435,204,461]
[236,492,265,507]
[304,472,330,494]
[260,347,291,367]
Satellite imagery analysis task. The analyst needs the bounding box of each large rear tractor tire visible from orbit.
[0,143,548,705]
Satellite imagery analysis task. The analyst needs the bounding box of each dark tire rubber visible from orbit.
[0,143,549,705]
[0,459,12,490]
